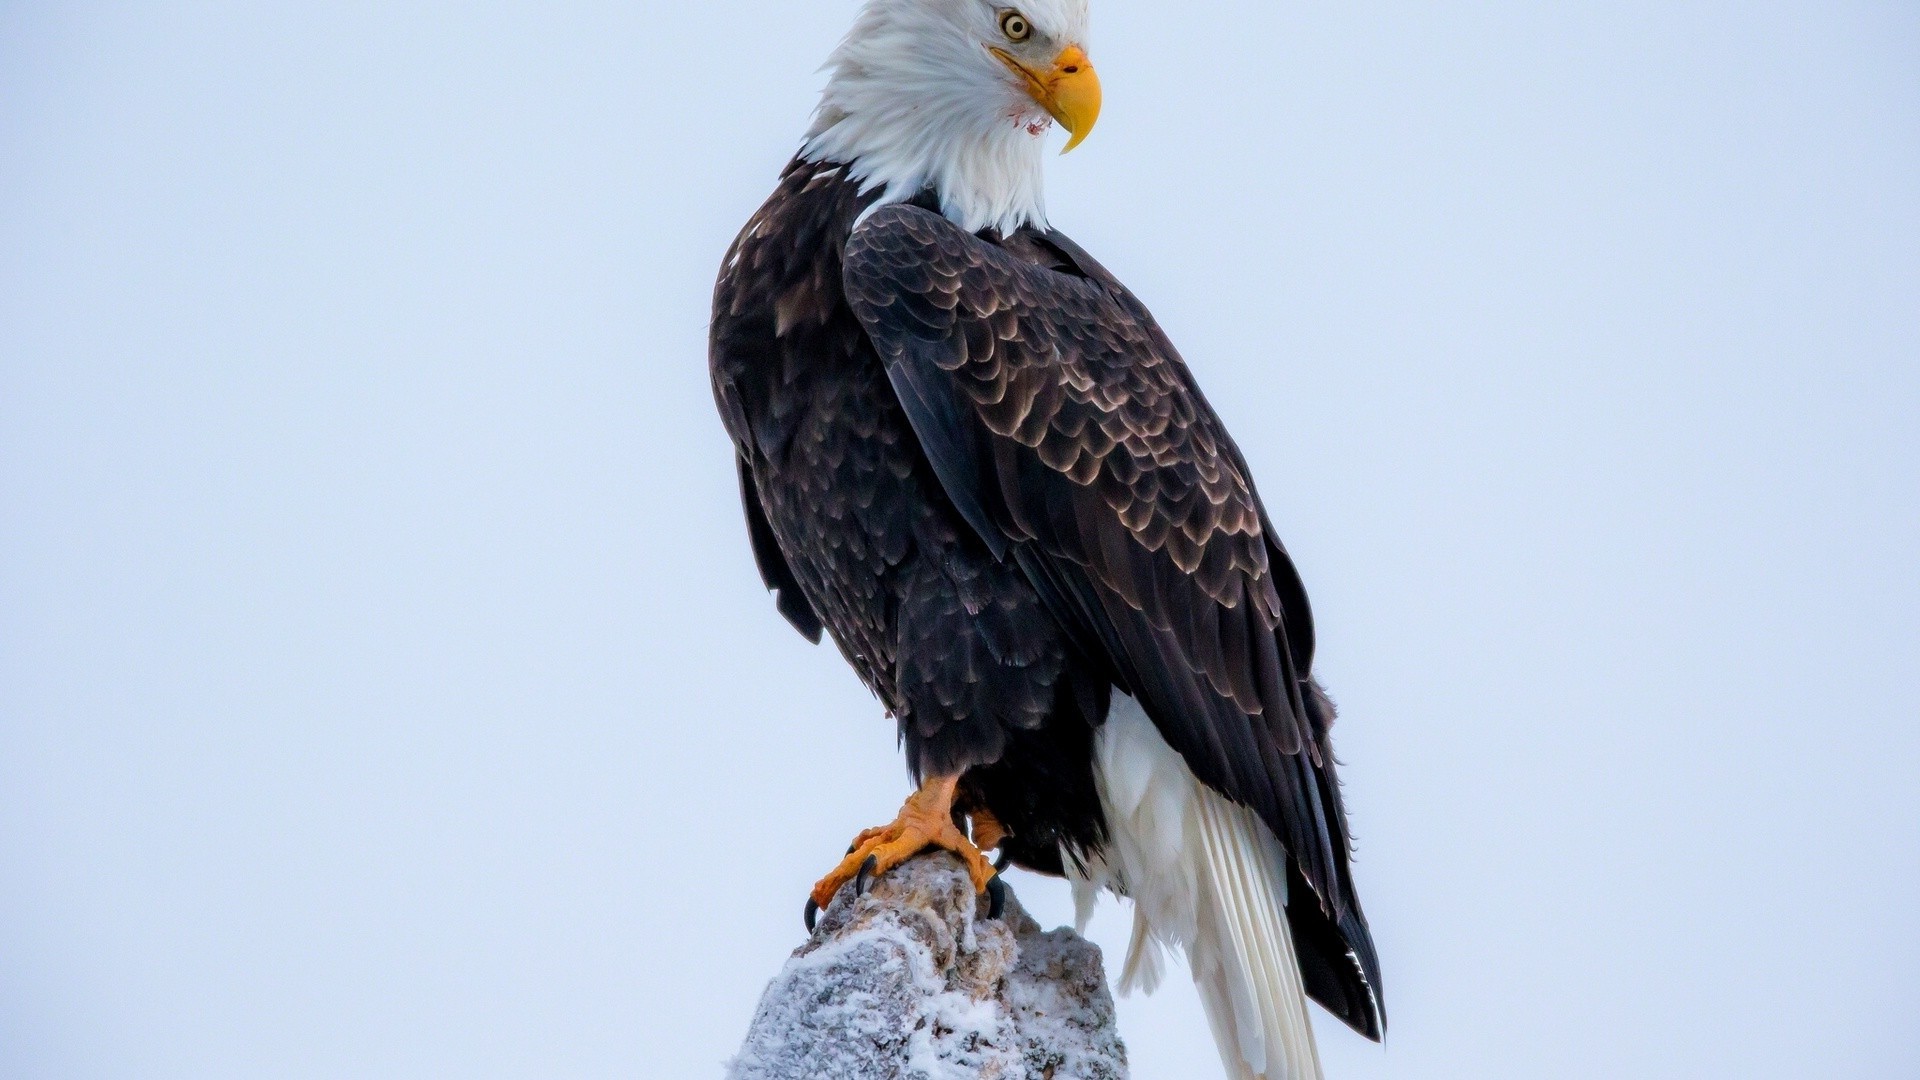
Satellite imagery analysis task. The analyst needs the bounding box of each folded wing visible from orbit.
[842,205,1382,1037]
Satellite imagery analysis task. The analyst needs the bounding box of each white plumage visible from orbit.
[1071,696,1324,1080]
[801,0,1089,234]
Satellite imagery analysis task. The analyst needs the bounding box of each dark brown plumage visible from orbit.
[710,157,1383,1038]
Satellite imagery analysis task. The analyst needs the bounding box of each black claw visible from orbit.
[803,897,819,933]
[985,874,1007,921]
[854,854,878,897]
[993,850,1012,872]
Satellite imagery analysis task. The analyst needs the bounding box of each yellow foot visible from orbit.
[804,775,1006,931]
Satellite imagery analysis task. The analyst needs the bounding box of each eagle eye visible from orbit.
[998,10,1031,42]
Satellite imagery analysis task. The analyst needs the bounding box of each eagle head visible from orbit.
[801,0,1102,235]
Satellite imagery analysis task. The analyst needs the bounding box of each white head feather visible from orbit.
[802,0,1092,235]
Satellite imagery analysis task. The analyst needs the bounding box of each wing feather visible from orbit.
[736,457,823,642]
[843,205,1382,1036]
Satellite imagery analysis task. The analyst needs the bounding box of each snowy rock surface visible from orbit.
[729,853,1128,1080]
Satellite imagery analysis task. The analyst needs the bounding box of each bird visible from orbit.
[708,1,1383,1076]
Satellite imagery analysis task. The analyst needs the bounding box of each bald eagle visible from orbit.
[710,2,1383,1075]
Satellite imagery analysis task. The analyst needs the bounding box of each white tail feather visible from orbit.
[1070,695,1323,1080]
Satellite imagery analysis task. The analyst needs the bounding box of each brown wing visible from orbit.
[843,204,1382,1036]
[736,456,823,643]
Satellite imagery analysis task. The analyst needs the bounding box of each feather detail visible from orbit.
[1073,696,1324,1080]
[843,200,1383,1039]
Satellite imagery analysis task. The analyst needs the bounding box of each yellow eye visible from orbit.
[999,10,1031,42]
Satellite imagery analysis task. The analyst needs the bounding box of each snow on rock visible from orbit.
[729,852,1128,1080]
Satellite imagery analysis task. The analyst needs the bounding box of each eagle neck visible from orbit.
[799,69,1049,236]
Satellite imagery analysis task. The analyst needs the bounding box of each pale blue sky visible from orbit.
[2,2,1916,1077]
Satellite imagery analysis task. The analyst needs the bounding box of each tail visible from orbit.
[1071,696,1322,1080]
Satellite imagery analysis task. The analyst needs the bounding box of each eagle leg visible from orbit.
[807,774,999,914]
[967,804,1009,852]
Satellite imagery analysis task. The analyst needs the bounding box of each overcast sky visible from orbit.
[3,2,1917,1078]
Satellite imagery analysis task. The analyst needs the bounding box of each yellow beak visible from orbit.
[991,44,1102,153]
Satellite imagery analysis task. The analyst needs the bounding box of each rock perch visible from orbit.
[729,853,1129,1080]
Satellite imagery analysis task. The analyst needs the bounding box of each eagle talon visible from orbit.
[803,897,819,934]
[993,850,1012,872]
[985,873,1007,920]
[808,774,998,913]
